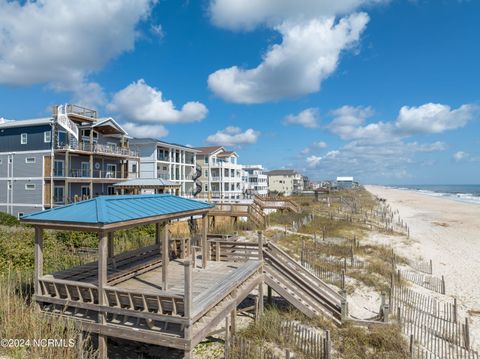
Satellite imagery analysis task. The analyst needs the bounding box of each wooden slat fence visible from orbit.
[280,321,331,359]
[403,322,479,359]
[408,258,433,275]
[302,259,344,290]
[399,270,446,294]
[391,285,457,322]
[302,248,364,270]
[226,336,281,359]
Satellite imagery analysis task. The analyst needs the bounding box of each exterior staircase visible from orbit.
[263,242,344,324]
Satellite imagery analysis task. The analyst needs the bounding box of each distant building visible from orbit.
[129,138,200,197]
[336,176,355,189]
[195,146,243,200]
[0,104,139,217]
[242,165,268,196]
[265,169,303,196]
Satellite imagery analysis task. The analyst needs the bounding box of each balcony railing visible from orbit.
[51,169,127,179]
[56,142,138,157]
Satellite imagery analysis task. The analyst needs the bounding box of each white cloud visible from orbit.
[108,79,208,123]
[208,13,369,103]
[313,141,328,149]
[306,155,322,168]
[122,122,168,139]
[284,108,319,128]
[209,0,384,31]
[453,151,469,162]
[206,126,260,147]
[396,103,479,134]
[328,105,393,142]
[0,0,156,99]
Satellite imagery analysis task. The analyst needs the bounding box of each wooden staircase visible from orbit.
[263,242,344,324]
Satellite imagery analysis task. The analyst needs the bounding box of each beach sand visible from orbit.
[365,185,480,347]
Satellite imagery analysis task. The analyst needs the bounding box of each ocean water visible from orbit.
[389,184,480,205]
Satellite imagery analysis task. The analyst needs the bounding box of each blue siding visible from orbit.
[0,125,52,152]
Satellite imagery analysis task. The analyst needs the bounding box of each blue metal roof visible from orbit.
[22,194,214,225]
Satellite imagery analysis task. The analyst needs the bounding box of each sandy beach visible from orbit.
[365,185,480,346]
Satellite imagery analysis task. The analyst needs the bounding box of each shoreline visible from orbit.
[368,184,480,206]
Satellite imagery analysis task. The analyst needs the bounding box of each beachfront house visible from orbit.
[241,165,268,196]
[0,104,139,217]
[194,146,243,200]
[336,176,355,189]
[265,169,304,196]
[129,138,200,197]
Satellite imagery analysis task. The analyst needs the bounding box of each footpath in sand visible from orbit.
[365,185,480,347]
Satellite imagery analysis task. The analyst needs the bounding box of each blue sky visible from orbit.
[0,0,479,184]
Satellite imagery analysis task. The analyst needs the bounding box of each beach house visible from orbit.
[265,169,304,196]
[336,176,355,189]
[129,138,201,197]
[241,165,268,196]
[0,104,139,217]
[194,146,243,200]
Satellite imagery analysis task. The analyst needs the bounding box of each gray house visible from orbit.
[0,104,139,217]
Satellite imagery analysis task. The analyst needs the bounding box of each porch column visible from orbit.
[183,259,193,359]
[162,222,169,290]
[202,214,209,268]
[98,231,108,359]
[107,232,114,258]
[155,222,161,247]
[34,227,43,297]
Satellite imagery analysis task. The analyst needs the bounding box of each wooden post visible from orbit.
[215,241,221,261]
[465,317,470,350]
[441,275,446,294]
[267,286,272,306]
[184,260,192,320]
[225,314,230,359]
[162,222,169,290]
[155,222,161,246]
[230,307,237,336]
[202,214,208,268]
[429,259,433,274]
[453,297,458,323]
[256,283,264,321]
[107,232,114,258]
[98,231,108,359]
[34,227,43,297]
[180,238,186,259]
[257,231,263,261]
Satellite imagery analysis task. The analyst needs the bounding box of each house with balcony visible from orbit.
[242,165,268,196]
[129,138,200,197]
[0,104,139,217]
[265,169,304,196]
[195,146,243,200]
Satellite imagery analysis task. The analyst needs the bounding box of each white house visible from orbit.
[265,169,303,196]
[242,165,268,196]
[195,146,243,200]
[129,138,200,196]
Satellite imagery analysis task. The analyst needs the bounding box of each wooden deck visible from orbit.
[35,244,263,352]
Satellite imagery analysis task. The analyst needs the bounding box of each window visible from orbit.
[204,170,208,177]
[44,131,51,143]
[0,159,2,164]
[204,184,208,191]
[21,133,27,144]
[107,142,117,151]
[17,213,24,219]
[107,186,115,195]
[81,186,90,198]
[106,164,117,178]
[53,160,64,176]
[204,156,208,164]
[25,157,36,164]
[57,130,67,146]
[54,186,64,204]
[132,164,137,173]
[25,183,36,190]
[81,162,90,177]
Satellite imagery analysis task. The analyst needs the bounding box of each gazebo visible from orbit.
[21,194,264,358]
